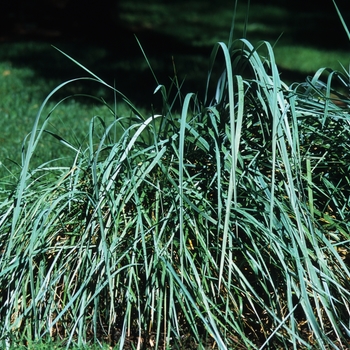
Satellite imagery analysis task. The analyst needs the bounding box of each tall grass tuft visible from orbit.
[1,19,350,350]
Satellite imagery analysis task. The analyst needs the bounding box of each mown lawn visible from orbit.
[1,1,348,180]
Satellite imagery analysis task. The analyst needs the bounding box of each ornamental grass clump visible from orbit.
[1,19,350,350]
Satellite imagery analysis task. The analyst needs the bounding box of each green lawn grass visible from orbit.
[119,0,350,73]
[1,1,348,183]
[0,56,149,186]
[1,0,348,180]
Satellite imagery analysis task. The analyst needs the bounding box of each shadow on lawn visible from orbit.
[1,0,349,108]
[0,0,214,108]
[0,34,211,109]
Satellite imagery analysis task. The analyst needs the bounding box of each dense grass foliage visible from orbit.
[1,28,350,350]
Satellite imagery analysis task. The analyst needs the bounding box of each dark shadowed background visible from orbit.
[1,0,350,105]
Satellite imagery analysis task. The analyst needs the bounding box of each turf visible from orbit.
[1,1,348,180]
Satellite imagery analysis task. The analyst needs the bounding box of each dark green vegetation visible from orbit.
[1,0,349,178]
[1,0,349,179]
[1,1,350,349]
